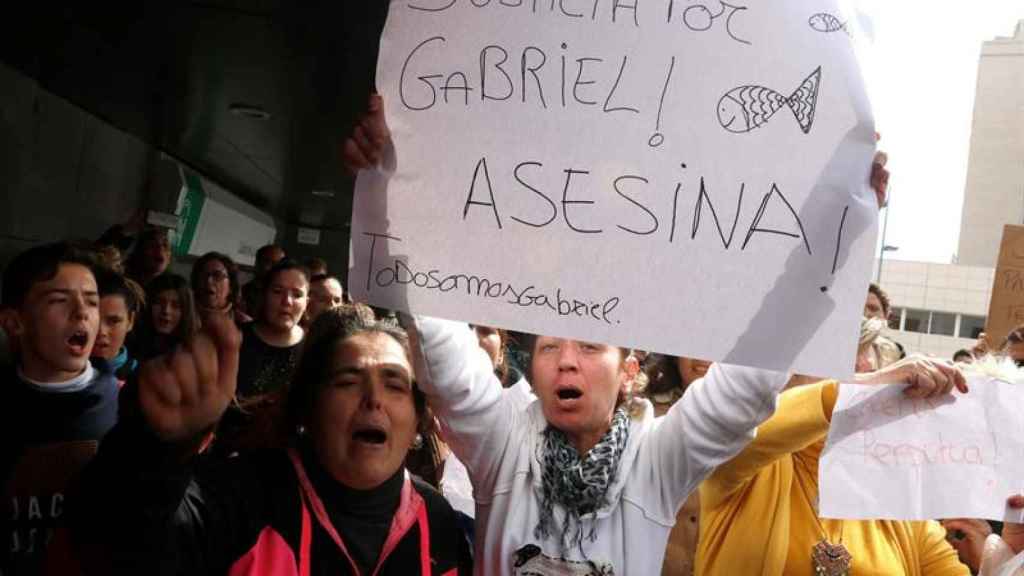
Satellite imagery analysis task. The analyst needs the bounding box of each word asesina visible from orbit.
[461,156,813,254]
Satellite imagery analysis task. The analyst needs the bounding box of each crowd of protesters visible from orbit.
[2,101,1024,576]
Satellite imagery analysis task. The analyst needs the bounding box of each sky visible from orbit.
[853,1,1024,264]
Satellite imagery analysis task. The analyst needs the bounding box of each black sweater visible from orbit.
[70,408,472,576]
[0,364,119,575]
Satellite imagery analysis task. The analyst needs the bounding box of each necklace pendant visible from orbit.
[812,539,852,576]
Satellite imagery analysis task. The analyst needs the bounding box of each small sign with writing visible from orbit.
[820,373,1024,521]
[985,224,1024,348]
[297,227,321,246]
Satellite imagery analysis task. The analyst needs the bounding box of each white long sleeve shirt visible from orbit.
[979,535,1024,576]
[406,316,789,576]
[441,376,535,519]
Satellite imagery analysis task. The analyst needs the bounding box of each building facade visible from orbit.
[956,21,1024,267]
[877,259,992,359]
[884,21,1024,358]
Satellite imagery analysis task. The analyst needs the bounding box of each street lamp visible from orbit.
[876,179,897,284]
[877,244,899,283]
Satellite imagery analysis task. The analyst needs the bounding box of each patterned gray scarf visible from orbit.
[534,407,631,554]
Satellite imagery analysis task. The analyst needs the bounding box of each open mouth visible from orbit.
[352,427,388,445]
[67,330,90,354]
[556,388,583,400]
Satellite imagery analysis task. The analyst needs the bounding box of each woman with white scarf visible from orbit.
[341,94,898,575]
[401,317,791,575]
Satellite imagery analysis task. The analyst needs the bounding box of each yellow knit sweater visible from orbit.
[696,380,968,576]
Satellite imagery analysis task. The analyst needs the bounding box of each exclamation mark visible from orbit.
[649,55,676,148]
[820,205,849,293]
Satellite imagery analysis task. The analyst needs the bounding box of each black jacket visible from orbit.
[1,364,119,575]
[71,407,472,576]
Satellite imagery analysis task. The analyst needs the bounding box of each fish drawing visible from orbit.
[716,66,821,135]
[808,12,849,34]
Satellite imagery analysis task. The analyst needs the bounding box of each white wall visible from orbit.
[877,259,993,358]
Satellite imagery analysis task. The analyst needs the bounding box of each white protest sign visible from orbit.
[820,373,1024,522]
[349,0,879,377]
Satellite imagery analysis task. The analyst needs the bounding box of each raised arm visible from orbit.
[634,363,790,518]
[700,378,837,509]
[403,314,522,494]
[70,312,271,574]
[701,354,966,510]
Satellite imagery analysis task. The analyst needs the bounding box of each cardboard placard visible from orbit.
[985,224,1024,348]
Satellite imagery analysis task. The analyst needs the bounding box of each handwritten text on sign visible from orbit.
[820,374,1024,522]
[350,0,879,377]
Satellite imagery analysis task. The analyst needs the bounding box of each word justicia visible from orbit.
[403,0,750,38]
[361,232,622,324]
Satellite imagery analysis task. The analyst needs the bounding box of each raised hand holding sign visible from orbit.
[350,0,880,378]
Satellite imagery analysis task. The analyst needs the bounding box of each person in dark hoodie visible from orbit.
[90,267,145,384]
[0,242,119,575]
[72,307,472,575]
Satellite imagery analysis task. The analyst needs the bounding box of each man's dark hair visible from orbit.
[303,257,328,274]
[642,353,685,396]
[1,242,97,310]
[94,267,145,317]
[952,349,973,362]
[256,244,284,263]
[868,283,890,317]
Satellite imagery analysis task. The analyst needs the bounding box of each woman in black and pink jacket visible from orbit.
[70,308,471,576]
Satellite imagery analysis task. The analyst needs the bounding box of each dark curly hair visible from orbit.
[868,283,890,318]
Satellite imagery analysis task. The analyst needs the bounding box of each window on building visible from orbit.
[904,309,929,334]
[888,307,902,330]
[930,312,956,336]
[959,315,986,339]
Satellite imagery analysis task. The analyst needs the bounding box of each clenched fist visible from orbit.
[137,311,241,442]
